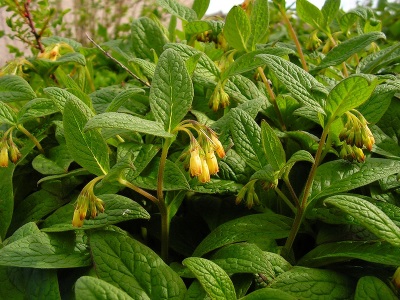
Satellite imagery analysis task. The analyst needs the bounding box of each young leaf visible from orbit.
[41,194,150,232]
[247,0,269,50]
[0,231,91,268]
[149,48,194,132]
[75,276,134,300]
[131,17,168,60]
[157,0,197,22]
[269,266,354,299]
[192,0,210,19]
[0,101,17,125]
[312,32,386,72]
[224,6,251,52]
[324,195,400,247]
[183,257,236,300]
[63,98,110,176]
[261,120,286,171]
[0,75,36,103]
[298,241,400,267]
[193,213,292,257]
[90,230,186,299]
[296,0,324,31]
[354,276,398,300]
[325,75,378,123]
[321,0,340,29]
[256,54,326,114]
[310,158,400,202]
[17,98,59,124]
[84,112,173,138]
[0,165,15,240]
[230,108,268,171]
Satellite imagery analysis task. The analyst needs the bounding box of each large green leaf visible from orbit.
[241,288,297,300]
[0,266,24,299]
[230,108,268,171]
[41,194,150,232]
[309,158,400,201]
[296,0,324,31]
[193,213,292,257]
[0,101,17,125]
[183,257,236,300]
[261,120,286,171]
[157,0,197,22]
[75,277,134,300]
[354,276,397,300]
[357,42,400,74]
[63,98,110,176]
[90,230,186,299]
[17,98,59,124]
[247,0,269,50]
[84,112,173,138]
[312,32,386,72]
[0,75,36,103]
[131,17,167,60]
[324,195,400,247]
[257,54,326,114]
[269,266,354,299]
[299,241,400,267]
[321,0,340,28]
[43,87,82,111]
[325,75,378,123]
[224,6,251,52]
[0,231,91,268]
[0,165,14,240]
[192,0,210,19]
[149,48,194,132]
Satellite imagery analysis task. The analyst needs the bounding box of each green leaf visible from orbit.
[131,17,168,60]
[298,241,400,267]
[105,88,145,112]
[41,194,150,232]
[193,213,292,257]
[183,257,236,300]
[90,230,186,299]
[32,145,73,175]
[157,0,197,22]
[63,98,110,176]
[358,41,400,74]
[211,243,275,278]
[325,76,378,123]
[354,276,398,300]
[0,101,17,125]
[310,158,400,201]
[269,266,354,299]
[192,0,210,19]
[0,75,36,103]
[321,0,340,28]
[184,280,208,299]
[261,120,286,171]
[0,165,15,240]
[257,54,326,114]
[224,6,251,52]
[241,288,297,300]
[43,87,82,111]
[0,231,91,268]
[247,0,269,50]
[230,108,268,171]
[17,98,59,124]
[191,179,244,194]
[75,277,134,300]
[84,112,173,138]
[312,32,386,72]
[296,0,324,31]
[149,48,194,132]
[324,195,400,247]
[0,266,24,299]
[4,222,41,245]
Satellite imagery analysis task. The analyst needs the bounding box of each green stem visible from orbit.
[118,178,158,204]
[275,186,296,214]
[157,138,172,262]
[283,177,300,207]
[17,124,44,153]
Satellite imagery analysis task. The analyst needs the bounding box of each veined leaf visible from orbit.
[192,0,210,19]
[105,88,145,113]
[0,75,36,103]
[183,257,236,300]
[324,195,400,247]
[75,277,134,300]
[63,98,110,176]
[247,0,269,50]
[299,241,400,267]
[224,6,251,52]
[84,112,173,138]
[325,75,378,123]
[296,0,324,31]
[157,0,197,22]
[354,276,398,300]
[321,0,340,28]
[149,48,194,132]
[0,165,15,240]
[17,98,59,124]
[44,87,82,111]
[261,120,286,171]
[241,288,297,300]
[90,230,186,299]
[257,54,326,114]
[357,42,400,74]
[0,101,17,125]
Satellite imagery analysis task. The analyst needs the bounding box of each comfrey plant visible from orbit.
[0,0,400,298]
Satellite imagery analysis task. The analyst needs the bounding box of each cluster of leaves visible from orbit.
[1,0,400,299]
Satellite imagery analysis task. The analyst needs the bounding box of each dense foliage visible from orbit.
[1,0,400,298]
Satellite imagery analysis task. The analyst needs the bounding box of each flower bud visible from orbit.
[189,148,202,177]
[0,142,9,167]
[206,151,219,175]
[236,186,248,205]
[353,146,365,163]
[9,142,21,163]
[72,209,84,227]
[211,133,225,158]
[393,267,400,290]
[362,126,375,151]
[198,158,211,183]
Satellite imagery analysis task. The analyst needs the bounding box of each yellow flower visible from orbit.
[9,142,21,163]
[210,133,225,158]
[198,158,210,183]
[72,209,84,227]
[0,142,9,167]
[206,151,219,175]
[189,147,202,177]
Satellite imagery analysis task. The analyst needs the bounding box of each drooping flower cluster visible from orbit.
[338,110,375,163]
[0,130,22,168]
[209,81,230,112]
[178,121,225,183]
[235,179,260,209]
[72,176,105,227]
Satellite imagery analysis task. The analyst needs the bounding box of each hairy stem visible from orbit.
[118,178,158,204]
[17,124,44,153]
[275,186,296,214]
